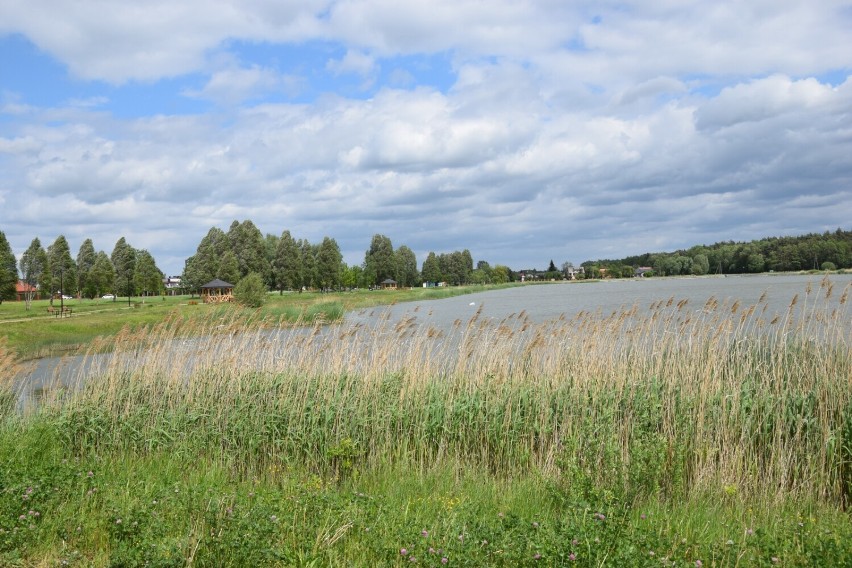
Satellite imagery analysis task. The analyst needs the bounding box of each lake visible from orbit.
[346,273,852,330]
[11,273,852,411]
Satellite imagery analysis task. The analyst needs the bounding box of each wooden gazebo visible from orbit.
[380,278,398,290]
[200,279,234,303]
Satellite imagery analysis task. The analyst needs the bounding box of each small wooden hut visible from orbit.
[380,278,398,290]
[200,279,235,303]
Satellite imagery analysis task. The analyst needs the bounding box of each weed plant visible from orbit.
[2,278,851,565]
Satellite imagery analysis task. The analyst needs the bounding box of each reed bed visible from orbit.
[27,278,852,508]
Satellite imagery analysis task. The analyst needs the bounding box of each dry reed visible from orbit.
[29,279,852,507]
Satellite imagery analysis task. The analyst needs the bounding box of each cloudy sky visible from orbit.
[1,1,851,275]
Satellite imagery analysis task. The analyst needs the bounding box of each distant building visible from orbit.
[519,269,542,282]
[163,275,183,295]
[634,267,653,277]
[15,281,40,302]
[564,265,585,280]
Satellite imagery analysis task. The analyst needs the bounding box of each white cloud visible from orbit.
[0,0,330,83]
[695,74,838,130]
[326,50,376,77]
[1,1,851,273]
[184,64,301,104]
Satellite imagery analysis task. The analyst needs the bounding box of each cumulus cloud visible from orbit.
[326,50,376,77]
[184,64,302,105]
[0,0,330,83]
[1,1,851,273]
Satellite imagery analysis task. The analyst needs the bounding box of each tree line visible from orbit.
[11,224,843,306]
[581,228,852,278]
[181,222,516,294]
[0,230,163,309]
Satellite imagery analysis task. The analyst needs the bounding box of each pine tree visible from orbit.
[0,231,18,304]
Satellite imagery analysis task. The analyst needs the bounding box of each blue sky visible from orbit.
[1,1,851,276]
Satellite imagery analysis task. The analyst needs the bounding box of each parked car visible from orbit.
[102,294,115,300]
[61,295,73,300]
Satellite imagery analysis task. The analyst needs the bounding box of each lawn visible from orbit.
[0,285,517,360]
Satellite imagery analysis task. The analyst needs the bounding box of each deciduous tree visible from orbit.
[364,234,395,287]
[421,252,442,284]
[299,239,317,290]
[394,245,418,287]
[111,237,137,305]
[183,227,230,294]
[316,237,343,291]
[134,249,163,299]
[273,230,302,292]
[90,252,115,298]
[217,250,240,285]
[233,272,267,308]
[47,235,77,304]
[228,220,270,280]
[76,239,97,298]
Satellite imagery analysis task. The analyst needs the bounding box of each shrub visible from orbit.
[233,272,267,308]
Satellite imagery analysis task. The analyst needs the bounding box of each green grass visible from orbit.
[1,279,850,565]
[0,284,519,360]
[2,424,850,567]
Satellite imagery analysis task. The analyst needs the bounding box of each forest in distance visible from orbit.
[580,227,852,278]
[2,225,851,303]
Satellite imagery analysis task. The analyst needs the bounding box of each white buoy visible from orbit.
[469,302,475,306]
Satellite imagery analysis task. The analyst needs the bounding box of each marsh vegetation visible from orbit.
[1,278,851,565]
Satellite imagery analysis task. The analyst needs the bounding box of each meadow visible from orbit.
[1,278,851,566]
[0,285,501,360]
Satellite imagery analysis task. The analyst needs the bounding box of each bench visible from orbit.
[47,306,73,317]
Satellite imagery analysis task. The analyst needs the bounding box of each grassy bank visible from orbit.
[1,279,851,565]
[0,284,515,360]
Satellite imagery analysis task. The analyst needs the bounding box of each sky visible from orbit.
[1,1,851,276]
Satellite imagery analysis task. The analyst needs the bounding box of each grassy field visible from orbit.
[0,285,512,360]
[1,279,851,565]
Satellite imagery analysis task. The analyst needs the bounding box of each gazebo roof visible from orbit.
[201,278,234,289]
[380,278,397,284]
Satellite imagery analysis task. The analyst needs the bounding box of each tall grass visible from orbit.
[23,278,848,510]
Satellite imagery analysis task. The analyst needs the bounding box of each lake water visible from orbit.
[346,273,852,330]
[10,273,852,411]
